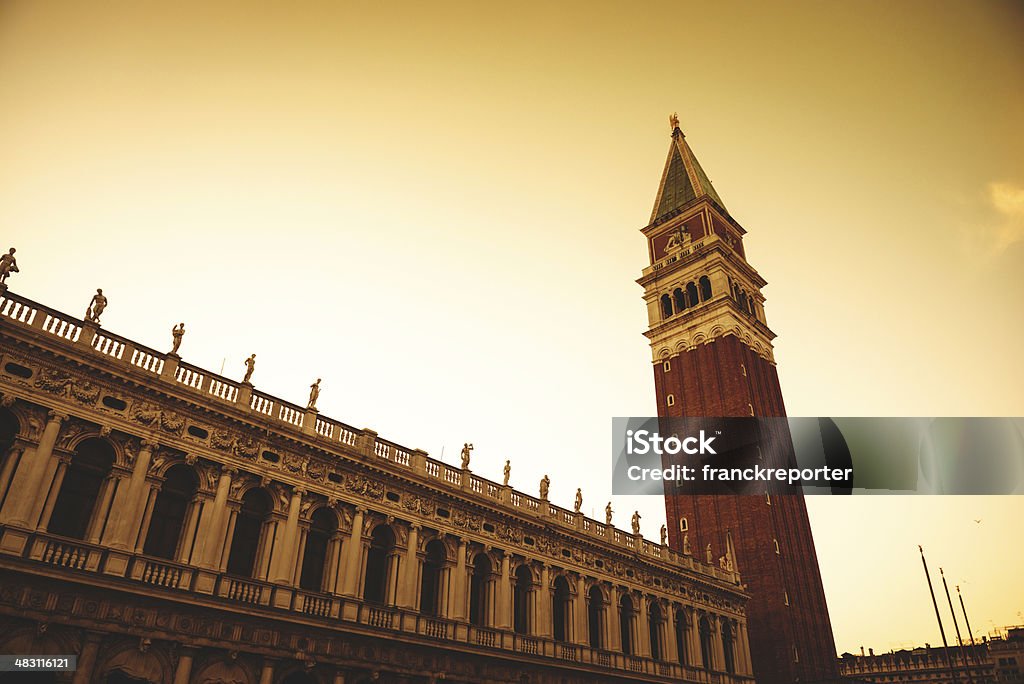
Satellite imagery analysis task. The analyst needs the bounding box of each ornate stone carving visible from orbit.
[130,401,161,427]
[34,367,72,395]
[70,379,101,405]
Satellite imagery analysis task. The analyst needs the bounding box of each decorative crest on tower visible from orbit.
[669,112,680,130]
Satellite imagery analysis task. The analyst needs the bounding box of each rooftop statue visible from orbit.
[0,248,19,285]
[574,488,583,513]
[605,501,613,526]
[631,510,642,536]
[539,474,550,500]
[502,459,510,486]
[669,112,680,129]
[307,378,321,410]
[242,354,256,383]
[460,443,474,470]
[85,288,107,324]
[660,524,667,546]
[170,323,185,355]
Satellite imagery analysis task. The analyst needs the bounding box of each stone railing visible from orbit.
[0,290,739,587]
[2,528,755,683]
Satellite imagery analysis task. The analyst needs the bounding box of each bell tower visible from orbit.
[637,117,839,683]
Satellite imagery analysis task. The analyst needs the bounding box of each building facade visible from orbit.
[0,288,754,684]
[637,121,840,683]
[838,639,1010,683]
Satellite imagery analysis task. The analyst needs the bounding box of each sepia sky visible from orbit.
[2,0,1022,655]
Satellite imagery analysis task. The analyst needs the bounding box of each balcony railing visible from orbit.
[0,528,753,684]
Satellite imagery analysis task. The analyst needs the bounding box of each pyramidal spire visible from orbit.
[650,114,726,223]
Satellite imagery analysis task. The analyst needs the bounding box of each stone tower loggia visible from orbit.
[636,118,840,683]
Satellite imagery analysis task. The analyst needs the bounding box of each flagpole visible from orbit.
[941,567,975,684]
[957,584,981,665]
[919,545,959,684]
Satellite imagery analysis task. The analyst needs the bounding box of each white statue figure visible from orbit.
[631,511,641,536]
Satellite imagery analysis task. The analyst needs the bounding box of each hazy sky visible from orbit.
[1,0,1022,655]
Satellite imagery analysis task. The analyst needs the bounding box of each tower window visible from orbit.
[686,282,699,308]
[666,394,676,407]
[773,539,780,555]
[784,591,790,606]
[765,493,771,506]
[748,403,754,416]
[699,276,712,302]
[679,517,688,532]
[740,363,746,377]
[673,288,686,313]
[660,294,673,319]
[663,360,671,373]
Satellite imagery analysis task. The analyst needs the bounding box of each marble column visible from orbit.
[172,647,196,684]
[70,632,103,684]
[451,539,467,620]
[398,524,420,608]
[195,466,234,570]
[664,606,679,663]
[497,554,511,629]
[104,440,155,550]
[258,660,275,684]
[636,594,651,657]
[340,506,365,597]
[537,564,552,637]
[0,411,64,526]
[270,487,303,584]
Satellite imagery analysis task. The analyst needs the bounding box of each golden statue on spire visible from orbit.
[669,112,680,130]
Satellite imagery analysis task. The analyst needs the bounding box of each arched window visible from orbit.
[363,525,396,604]
[226,488,273,578]
[738,291,748,313]
[722,620,736,673]
[675,609,688,665]
[419,540,446,616]
[673,288,686,313]
[686,282,699,308]
[649,600,664,660]
[513,564,532,634]
[469,553,493,626]
[143,464,198,560]
[47,438,115,540]
[299,508,337,591]
[699,276,712,302]
[660,294,673,319]
[553,575,571,642]
[588,586,605,649]
[619,593,635,655]
[699,615,714,669]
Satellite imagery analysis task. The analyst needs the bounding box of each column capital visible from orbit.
[220,464,238,476]
[140,438,158,450]
[354,504,368,515]
[408,523,421,532]
[46,410,68,423]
